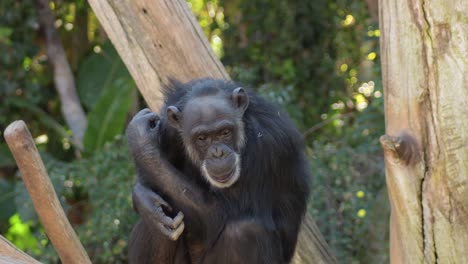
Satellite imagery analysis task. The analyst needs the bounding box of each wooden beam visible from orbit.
[88,0,229,111]
[4,121,91,264]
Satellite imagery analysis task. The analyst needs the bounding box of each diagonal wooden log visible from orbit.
[4,121,91,264]
[87,0,336,263]
[0,235,41,264]
[87,0,229,111]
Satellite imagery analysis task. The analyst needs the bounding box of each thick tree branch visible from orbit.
[4,121,91,264]
[36,0,87,150]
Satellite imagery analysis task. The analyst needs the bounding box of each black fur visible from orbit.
[128,79,310,263]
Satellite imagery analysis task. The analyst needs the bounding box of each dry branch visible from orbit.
[36,0,87,149]
[4,121,91,264]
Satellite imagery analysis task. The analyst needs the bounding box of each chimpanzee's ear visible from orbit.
[167,106,182,129]
[232,87,249,113]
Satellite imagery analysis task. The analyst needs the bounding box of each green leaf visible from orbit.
[77,42,132,110]
[83,78,134,154]
[0,26,13,45]
[0,143,15,167]
[14,181,38,222]
[0,179,16,224]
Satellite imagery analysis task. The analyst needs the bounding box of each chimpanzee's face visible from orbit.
[167,88,249,188]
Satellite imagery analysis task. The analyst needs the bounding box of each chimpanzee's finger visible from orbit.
[137,108,151,116]
[152,206,184,229]
[150,193,172,212]
[139,109,160,121]
[160,202,173,213]
[158,221,185,241]
[163,211,184,229]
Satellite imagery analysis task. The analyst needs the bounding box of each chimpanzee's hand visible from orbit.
[126,108,161,155]
[132,182,185,241]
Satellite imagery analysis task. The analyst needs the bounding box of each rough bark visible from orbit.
[87,0,336,262]
[4,121,91,264]
[36,0,87,150]
[87,0,229,111]
[379,0,468,262]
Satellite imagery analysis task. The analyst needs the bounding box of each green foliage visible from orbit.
[13,139,136,263]
[5,214,41,255]
[220,0,381,132]
[77,43,133,110]
[78,41,136,154]
[0,144,15,168]
[83,77,134,154]
[0,179,16,232]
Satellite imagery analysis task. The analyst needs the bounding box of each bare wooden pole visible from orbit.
[4,121,91,264]
[88,0,336,262]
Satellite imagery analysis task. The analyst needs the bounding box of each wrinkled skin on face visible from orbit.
[167,88,248,188]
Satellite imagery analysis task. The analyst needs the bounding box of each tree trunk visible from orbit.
[87,0,336,263]
[36,0,87,150]
[379,0,468,262]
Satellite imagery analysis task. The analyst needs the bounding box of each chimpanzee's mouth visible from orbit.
[202,154,240,188]
[204,153,237,183]
[210,167,236,183]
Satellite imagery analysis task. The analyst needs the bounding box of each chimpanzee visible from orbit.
[126,79,310,264]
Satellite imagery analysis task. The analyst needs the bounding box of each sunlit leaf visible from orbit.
[5,214,40,254]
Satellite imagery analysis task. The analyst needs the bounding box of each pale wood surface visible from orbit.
[88,0,229,111]
[88,0,336,262]
[4,121,91,264]
[379,0,468,262]
[0,235,41,264]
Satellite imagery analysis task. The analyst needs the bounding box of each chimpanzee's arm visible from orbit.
[127,109,222,235]
[131,181,185,240]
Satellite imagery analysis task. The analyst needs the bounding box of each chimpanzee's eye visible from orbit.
[221,129,231,136]
[197,135,207,141]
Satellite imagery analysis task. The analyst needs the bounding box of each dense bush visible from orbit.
[0,0,388,263]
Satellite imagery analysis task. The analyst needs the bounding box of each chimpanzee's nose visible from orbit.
[212,146,226,159]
